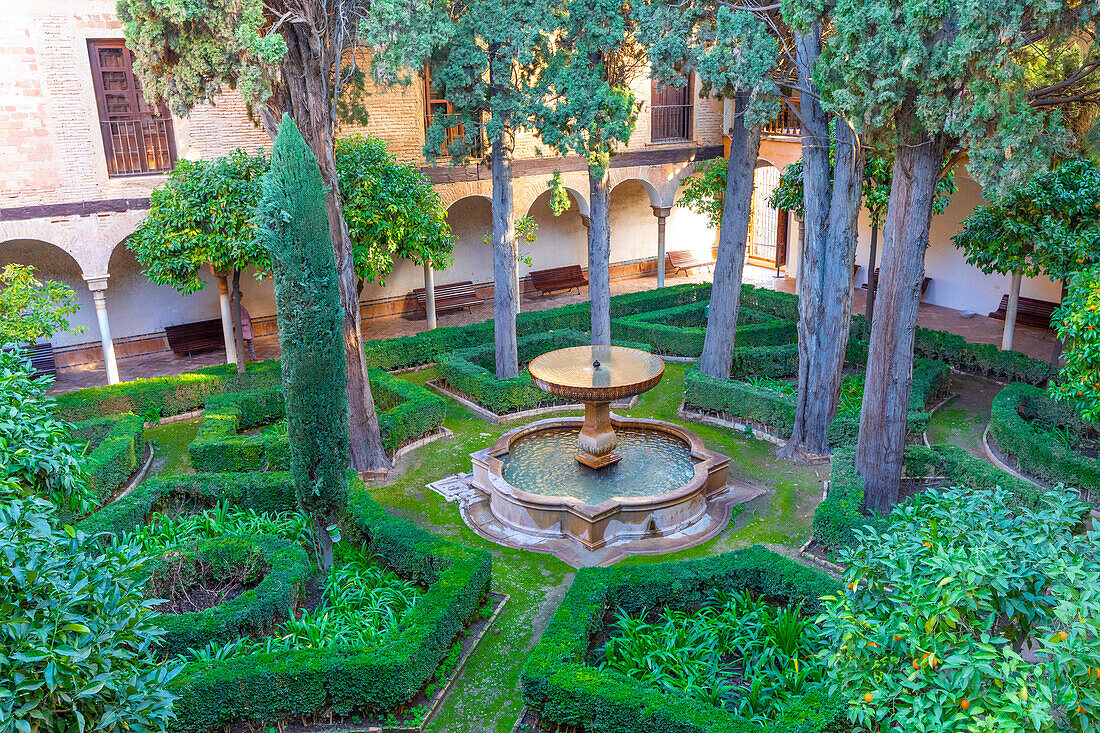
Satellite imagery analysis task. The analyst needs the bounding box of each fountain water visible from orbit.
[462,346,748,566]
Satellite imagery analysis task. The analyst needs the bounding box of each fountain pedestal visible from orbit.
[576,401,621,468]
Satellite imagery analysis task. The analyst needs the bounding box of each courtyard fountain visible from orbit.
[459,345,751,566]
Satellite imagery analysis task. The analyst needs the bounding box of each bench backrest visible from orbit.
[530,265,585,283]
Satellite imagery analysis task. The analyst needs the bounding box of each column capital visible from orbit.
[84,275,110,293]
[579,214,591,228]
[651,206,672,219]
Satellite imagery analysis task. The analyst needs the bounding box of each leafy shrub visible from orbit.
[0,349,91,515]
[812,443,1047,553]
[73,413,147,505]
[55,359,283,422]
[78,473,492,731]
[521,546,842,733]
[1,484,182,733]
[819,486,1100,733]
[598,591,826,721]
[612,302,796,357]
[436,329,650,415]
[989,383,1100,496]
[143,535,313,659]
[187,370,446,472]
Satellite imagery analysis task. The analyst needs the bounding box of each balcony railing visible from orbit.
[762,102,800,137]
[652,104,693,142]
[101,117,175,176]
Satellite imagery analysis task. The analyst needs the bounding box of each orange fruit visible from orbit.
[894,634,903,642]
[847,582,856,590]
[912,659,921,669]
[923,541,932,547]
[864,692,874,703]
[868,641,878,648]
[960,698,970,711]
[1077,704,1086,714]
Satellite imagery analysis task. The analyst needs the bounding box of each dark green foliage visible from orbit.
[612,302,796,357]
[144,536,312,659]
[257,116,349,532]
[73,413,146,504]
[990,383,1100,494]
[79,473,492,732]
[363,282,713,371]
[437,330,650,414]
[187,371,446,472]
[81,473,300,538]
[813,443,1047,553]
[521,546,843,733]
[684,357,948,446]
[54,360,283,422]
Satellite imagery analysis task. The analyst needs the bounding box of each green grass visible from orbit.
[143,363,826,733]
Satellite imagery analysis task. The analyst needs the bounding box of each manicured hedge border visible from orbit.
[146,536,312,659]
[612,302,796,357]
[364,282,714,371]
[72,412,146,504]
[56,360,283,422]
[79,472,492,731]
[435,329,651,415]
[683,357,950,447]
[188,370,447,472]
[812,443,1046,553]
[520,546,843,733]
[989,383,1100,493]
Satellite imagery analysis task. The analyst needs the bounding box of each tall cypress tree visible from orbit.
[257,115,349,569]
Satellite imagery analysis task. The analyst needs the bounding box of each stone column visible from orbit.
[212,268,238,364]
[423,261,437,330]
[85,277,120,385]
[652,206,671,287]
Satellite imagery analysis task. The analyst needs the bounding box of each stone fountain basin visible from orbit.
[470,415,729,551]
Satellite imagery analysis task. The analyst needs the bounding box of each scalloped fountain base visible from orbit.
[464,414,750,566]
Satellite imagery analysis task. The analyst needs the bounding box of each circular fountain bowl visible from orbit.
[528,345,664,402]
[470,415,729,552]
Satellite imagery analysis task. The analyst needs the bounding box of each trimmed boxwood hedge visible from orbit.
[612,301,796,357]
[989,383,1100,494]
[79,472,492,731]
[520,546,843,733]
[683,357,950,448]
[56,360,284,423]
[812,443,1047,553]
[364,282,715,371]
[435,329,651,415]
[72,412,146,504]
[188,369,446,472]
[145,536,312,659]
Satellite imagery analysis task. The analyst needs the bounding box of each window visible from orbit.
[88,40,176,176]
[424,65,465,148]
[651,76,693,143]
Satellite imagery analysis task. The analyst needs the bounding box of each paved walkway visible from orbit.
[48,265,1057,394]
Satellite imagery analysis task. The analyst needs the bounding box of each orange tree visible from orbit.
[1054,264,1100,423]
[818,486,1100,733]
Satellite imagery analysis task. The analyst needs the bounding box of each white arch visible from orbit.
[610,177,663,209]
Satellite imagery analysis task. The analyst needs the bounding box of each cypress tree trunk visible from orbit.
[258,115,350,571]
[229,268,248,373]
[264,23,391,474]
[491,130,520,379]
[856,126,952,513]
[588,165,612,345]
[698,91,759,379]
[782,76,865,459]
[866,226,879,321]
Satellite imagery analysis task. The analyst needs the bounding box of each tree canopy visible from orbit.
[1053,265,1100,423]
[0,264,83,346]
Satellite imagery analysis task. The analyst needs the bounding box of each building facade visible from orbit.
[2,1,1064,384]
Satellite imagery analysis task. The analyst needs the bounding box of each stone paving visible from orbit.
[47,264,1058,394]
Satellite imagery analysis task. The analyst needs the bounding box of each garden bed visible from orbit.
[72,412,148,506]
[520,546,842,733]
[987,383,1100,502]
[611,301,795,357]
[79,471,493,733]
[187,369,447,472]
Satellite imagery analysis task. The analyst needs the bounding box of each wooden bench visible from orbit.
[988,294,1059,330]
[667,249,716,275]
[529,265,588,295]
[861,268,932,300]
[2,342,56,377]
[164,318,225,358]
[412,280,484,315]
